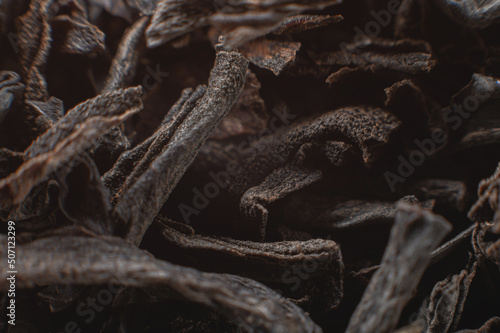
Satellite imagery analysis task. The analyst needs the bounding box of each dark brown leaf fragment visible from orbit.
[345,203,452,333]
[240,39,301,75]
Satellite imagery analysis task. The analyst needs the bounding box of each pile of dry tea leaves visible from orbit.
[1,0,500,332]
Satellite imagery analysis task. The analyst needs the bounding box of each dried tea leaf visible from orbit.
[222,107,401,239]
[384,79,444,138]
[7,180,59,230]
[102,87,200,198]
[0,71,24,124]
[3,0,500,330]
[284,195,420,231]
[345,203,452,333]
[115,46,248,245]
[400,179,467,212]
[0,109,140,207]
[211,70,267,140]
[449,74,500,150]
[272,14,343,34]
[321,140,353,166]
[145,0,213,48]
[456,317,500,333]
[90,128,132,175]
[125,0,158,15]
[208,0,342,48]
[430,224,475,265]
[16,0,104,101]
[102,16,149,93]
[91,0,134,21]
[433,0,500,28]
[26,96,64,126]
[51,0,105,55]
[420,262,477,333]
[146,0,342,48]
[468,162,500,232]
[158,217,343,307]
[234,106,401,191]
[240,39,301,75]
[24,86,143,159]
[320,38,435,75]
[58,155,114,235]
[16,0,54,101]
[111,85,206,205]
[240,165,322,240]
[0,234,322,332]
[473,222,500,269]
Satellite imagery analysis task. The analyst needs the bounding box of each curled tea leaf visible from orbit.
[0,234,322,333]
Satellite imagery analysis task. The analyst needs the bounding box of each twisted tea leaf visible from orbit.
[420,262,477,333]
[102,16,150,94]
[7,180,59,230]
[469,162,500,232]
[0,234,322,333]
[0,108,140,208]
[102,87,200,199]
[26,96,64,126]
[115,46,248,245]
[16,0,54,101]
[24,86,143,159]
[50,0,105,55]
[345,203,452,333]
[17,0,106,101]
[211,69,267,140]
[146,0,342,48]
[159,217,343,300]
[231,106,401,201]
[111,85,207,205]
[0,71,24,124]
